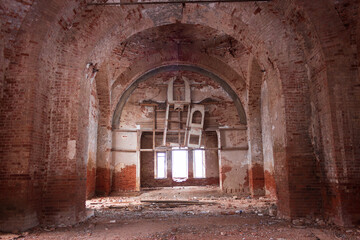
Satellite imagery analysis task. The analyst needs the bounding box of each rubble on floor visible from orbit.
[86,186,277,219]
[1,187,359,240]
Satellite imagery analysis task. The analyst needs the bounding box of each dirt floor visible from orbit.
[1,187,359,240]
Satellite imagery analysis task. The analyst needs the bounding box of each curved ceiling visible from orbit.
[108,23,250,95]
[104,23,251,125]
[112,64,247,128]
[2,0,357,144]
[118,70,241,129]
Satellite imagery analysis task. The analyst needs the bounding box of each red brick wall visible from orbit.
[86,167,96,199]
[1,0,360,232]
[113,165,137,191]
[95,70,112,197]
[247,57,265,197]
[140,133,220,188]
[95,167,112,196]
[86,80,99,199]
[0,0,62,232]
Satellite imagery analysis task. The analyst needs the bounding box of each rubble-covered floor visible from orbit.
[1,187,359,240]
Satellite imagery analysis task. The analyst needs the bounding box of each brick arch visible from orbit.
[295,0,360,226]
[2,0,359,231]
[0,2,318,229]
[0,0,101,231]
[100,0,360,226]
[109,48,249,115]
[96,6,305,220]
[112,64,247,129]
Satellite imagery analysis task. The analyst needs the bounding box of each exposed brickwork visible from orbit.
[248,163,265,196]
[86,167,96,199]
[94,70,112,198]
[140,133,220,188]
[113,165,137,192]
[247,56,265,197]
[86,79,99,199]
[95,167,112,196]
[264,170,276,198]
[218,129,249,195]
[1,0,359,233]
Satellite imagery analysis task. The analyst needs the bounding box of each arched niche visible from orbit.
[112,64,247,129]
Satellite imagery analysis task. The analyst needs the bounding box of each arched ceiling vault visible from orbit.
[3,1,336,110]
[76,2,327,134]
[6,1,357,99]
[2,0,360,228]
[106,24,250,124]
[3,1,356,159]
[111,64,248,128]
[108,23,250,89]
[3,1,357,166]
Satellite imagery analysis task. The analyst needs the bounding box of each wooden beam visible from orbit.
[88,0,270,6]
[113,128,247,132]
[153,106,156,150]
[111,146,248,152]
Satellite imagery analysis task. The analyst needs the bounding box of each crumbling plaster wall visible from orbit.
[261,80,276,198]
[112,132,139,192]
[119,71,241,129]
[114,70,245,191]
[219,130,249,195]
[94,69,113,196]
[246,56,265,197]
[86,79,99,199]
[1,0,360,232]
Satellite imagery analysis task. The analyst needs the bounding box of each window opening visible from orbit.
[193,149,206,178]
[172,148,188,181]
[155,152,166,179]
[191,110,202,124]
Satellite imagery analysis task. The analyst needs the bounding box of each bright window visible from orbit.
[193,149,205,178]
[155,152,166,179]
[172,148,188,179]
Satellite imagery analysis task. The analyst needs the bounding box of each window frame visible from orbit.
[193,149,206,178]
[171,147,189,180]
[154,151,167,179]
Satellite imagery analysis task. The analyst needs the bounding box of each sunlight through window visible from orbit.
[172,148,188,180]
[155,152,166,179]
[193,149,205,178]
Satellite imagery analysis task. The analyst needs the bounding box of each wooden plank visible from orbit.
[140,200,217,205]
[216,129,223,190]
[222,146,249,151]
[153,106,156,150]
[178,110,181,145]
[217,127,247,131]
[136,130,141,191]
[139,103,158,106]
[111,147,248,152]
[113,128,246,133]
[89,0,270,6]
[111,149,137,152]
[163,103,170,146]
